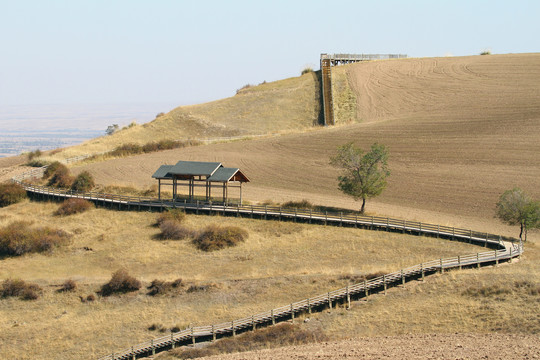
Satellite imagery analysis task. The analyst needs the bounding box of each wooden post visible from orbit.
[132,346,136,360]
[265,205,268,220]
[346,285,351,309]
[171,333,175,349]
[152,339,155,355]
[383,274,387,294]
[340,212,343,227]
[477,253,480,268]
[328,292,332,309]
[485,233,488,247]
[355,214,358,228]
[271,309,275,325]
[252,315,256,330]
[402,220,406,233]
[437,224,440,238]
[495,250,498,265]
[386,218,389,231]
[440,258,443,273]
[191,327,195,344]
[421,264,424,281]
[308,298,311,314]
[452,227,455,240]
[325,211,328,225]
[196,200,199,215]
[364,280,368,300]
[279,207,282,221]
[158,179,161,200]
[212,325,216,341]
[401,269,405,285]
[291,304,294,323]
[309,209,312,223]
[294,208,297,222]
[232,321,235,336]
[458,256,462,270]
[371,216,374,230]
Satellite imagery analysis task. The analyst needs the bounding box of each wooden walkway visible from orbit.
[12,165,524,360]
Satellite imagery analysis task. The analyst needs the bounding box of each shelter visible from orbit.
[152,160,249,204]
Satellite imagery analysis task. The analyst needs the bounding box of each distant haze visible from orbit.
[0,102,178,157]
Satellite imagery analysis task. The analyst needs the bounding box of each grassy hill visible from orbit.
[75,53,540,231]
[59,72,324,157]
[2,53,540,359]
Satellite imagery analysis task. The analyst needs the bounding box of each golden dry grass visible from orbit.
[0,200,485,359]
[56,72,321,158]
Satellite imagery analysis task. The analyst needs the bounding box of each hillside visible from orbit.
[75,53,540,233]
[59,73,323,157]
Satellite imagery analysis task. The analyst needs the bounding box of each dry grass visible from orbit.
[0,200,486,359]
[56,71,321,158]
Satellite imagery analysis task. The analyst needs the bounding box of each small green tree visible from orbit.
[496,188,540,242]
[330,142,390,213]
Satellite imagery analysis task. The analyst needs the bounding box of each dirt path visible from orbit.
[196,333,540,360]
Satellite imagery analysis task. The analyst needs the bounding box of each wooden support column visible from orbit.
[158,179,161,201]
[239,182,243,205]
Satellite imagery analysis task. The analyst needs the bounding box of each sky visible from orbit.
[1,0,539,108]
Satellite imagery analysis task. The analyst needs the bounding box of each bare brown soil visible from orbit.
[191,333,540,360]
[76,54,540,237]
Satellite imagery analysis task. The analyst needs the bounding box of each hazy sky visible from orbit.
[1,0,538,107]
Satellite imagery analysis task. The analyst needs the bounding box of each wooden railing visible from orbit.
[11,164,524,360]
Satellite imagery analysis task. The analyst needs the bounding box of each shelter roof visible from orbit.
[152,165,174,179]
[208,167,250,182]
[170,161,222,176]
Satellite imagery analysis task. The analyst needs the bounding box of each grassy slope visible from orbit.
[58,72,321,157]
[76,54,540,233]
[0,201,482,359]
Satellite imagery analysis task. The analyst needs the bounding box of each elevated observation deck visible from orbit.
[319,53,407,126]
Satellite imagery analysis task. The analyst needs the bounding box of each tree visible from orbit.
[330,142,390,213]
[106,124,119,136]
[495,187,540,242]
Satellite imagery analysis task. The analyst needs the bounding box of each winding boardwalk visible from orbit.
[12,165,524,360]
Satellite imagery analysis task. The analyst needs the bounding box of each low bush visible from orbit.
[43,161,66,179]
[301,66,314,75]
[0,221,71,257]
[159,220,193,240]
[147,278,184,296]
[281,199,314,209]
[99,269,141,297]
[236,84,253,94]
[71,171,95,192]
[55,198,94,216]
[109,143,143,157]
[193,224,248,251]
[0,183,27,207]
[1,278,42,300]
[26,159,51,167]
[58,279,77,292]
[156,209,186,226]
[26,149,42,161]
[47,165,74,188]
[172,323,327,358]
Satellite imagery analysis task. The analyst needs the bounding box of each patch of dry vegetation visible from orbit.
[170,323,327,359]
[1,278,42,300]
[0,183,27,207]
[193,224,248,251]
[0,200,490,359]
[55,199,94,216]
[0,220,71,257]
[99,269,141,297]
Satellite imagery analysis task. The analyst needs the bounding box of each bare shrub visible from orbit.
[71,171,95,192]
[1,279,42,300]
[193,224,248,251]
[26,149,42,160]
[58,279,77,293]
[282,199,314,209]
[173,323,327,358]
[236,84,253,94]
[47,165,74,188]
[99,269,141,297]
[55,198,94,216]
[159,220,193,240]
[156,209,186,226]
[43,161,66,179]
[301,66,314,75]
[147,278,185,296]
[0,183,27,207]
[0,221,71,257]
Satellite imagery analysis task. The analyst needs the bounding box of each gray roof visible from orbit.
[152,165,174,179]
[170,161,222,176]
[207,167,240,182]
